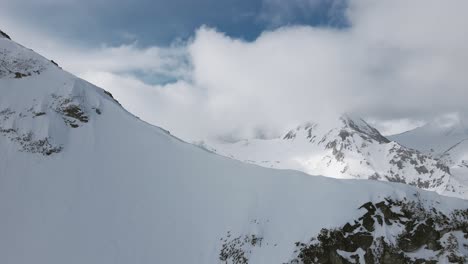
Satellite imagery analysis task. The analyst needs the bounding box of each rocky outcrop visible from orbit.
[0,30,11,40]
[219,233,264,264]
[288,198,468,264]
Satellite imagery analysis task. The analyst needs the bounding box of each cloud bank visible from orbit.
[2,0,468,140]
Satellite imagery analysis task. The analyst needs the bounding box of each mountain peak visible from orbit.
[340,114,390,143]
[0,35,124,156]
[207,114,464,198]
[282,114,390,144]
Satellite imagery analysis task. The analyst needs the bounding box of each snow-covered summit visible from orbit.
[0,35,121,156]
[203,115,468,198]
[1,31,468,264]
[282,115,389,144]
[339,114,390,143]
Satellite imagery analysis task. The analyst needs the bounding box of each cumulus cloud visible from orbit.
[2,0,468,141]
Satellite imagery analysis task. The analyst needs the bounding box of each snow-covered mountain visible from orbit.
[201,115,468,199]
[389,115,468,203]
[389,115,468,173]
[1,31,468,264]
[389,114,468,155]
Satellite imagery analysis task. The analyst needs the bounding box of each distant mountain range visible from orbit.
[200,115,468,199]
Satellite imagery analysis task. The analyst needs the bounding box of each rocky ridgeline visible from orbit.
[215,196,468,264]
[287,116,452,190]
[0,30,60,79]
[217,198,468,264]
[251,116,461,199]
[205,113,466,197]
[322,121,450,188]
[289,198,468,264]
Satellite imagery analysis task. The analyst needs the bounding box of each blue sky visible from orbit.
[2,0,347,46]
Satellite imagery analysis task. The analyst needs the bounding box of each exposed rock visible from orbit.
[0,128,62,156]
[284,130,297,140]
[0,30,11,40]
[341,116,390,144]
[288,199,468,264]
[219,233,263,264]
[103,90,122,106]
[52,95,90,128]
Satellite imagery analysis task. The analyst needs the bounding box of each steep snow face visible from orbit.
[203,116,468,199]
[1,34,468,264]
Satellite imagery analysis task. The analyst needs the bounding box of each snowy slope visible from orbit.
[203,116,468,199]
[388,116,468,200]
[1,32,468,264]
[389,115,468,155]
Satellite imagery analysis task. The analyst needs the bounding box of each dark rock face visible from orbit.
[50,60,60,67]
[341,116,390,144]
[284,130,297,140]
[217,198,468,264]
[52,94,90,128]
[62,105,89,127]
[284,123,318,141]
[103,90,122,106]
[288,198,468,264]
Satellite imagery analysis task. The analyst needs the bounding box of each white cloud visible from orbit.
[367,118,425,136]
[2,0,468,141]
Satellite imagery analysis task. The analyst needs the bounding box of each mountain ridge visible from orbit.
[203,115,468,199]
